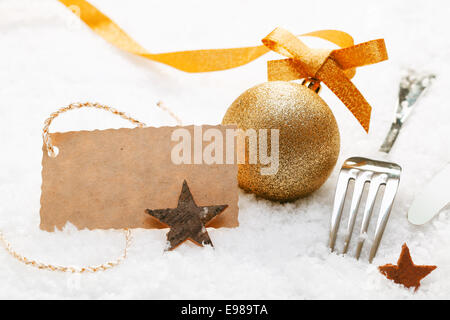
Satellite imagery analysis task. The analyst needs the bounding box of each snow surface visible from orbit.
[0,0,449,299]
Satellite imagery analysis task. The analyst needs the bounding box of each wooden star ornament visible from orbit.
[379,243,436,290]
[145,180,228,250]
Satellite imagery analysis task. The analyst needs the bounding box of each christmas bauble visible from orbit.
[222,81,340,201]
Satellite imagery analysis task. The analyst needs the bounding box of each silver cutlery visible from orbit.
[329,157,402,262]
[380,71,435,153]
[408,163,450,225]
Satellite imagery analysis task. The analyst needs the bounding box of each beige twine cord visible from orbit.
[1,101,181,273]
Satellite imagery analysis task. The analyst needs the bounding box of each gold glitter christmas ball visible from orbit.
[222,81,340,201]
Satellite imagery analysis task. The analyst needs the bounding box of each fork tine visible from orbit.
[330,157,401,262]
[343,172,371,254]
[368,178,400,263]
[355,175,385,260]
[329,169,351,252]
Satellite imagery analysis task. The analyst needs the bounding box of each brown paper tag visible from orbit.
[40,125,239,231]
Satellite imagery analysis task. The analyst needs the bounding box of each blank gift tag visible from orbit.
[40,125,239,231]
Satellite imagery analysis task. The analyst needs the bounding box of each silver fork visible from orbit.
[328,157,402,263]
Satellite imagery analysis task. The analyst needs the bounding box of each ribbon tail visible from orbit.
[60,1,359,74]
[317,59,371,132]
[143,46,270,73]
[59,0,271,73]
[59,0,149,55]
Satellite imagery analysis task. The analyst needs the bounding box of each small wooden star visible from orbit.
[379,243,436,290]
[145,180,228,250]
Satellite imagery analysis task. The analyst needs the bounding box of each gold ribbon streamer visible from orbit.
[58,0,388,131]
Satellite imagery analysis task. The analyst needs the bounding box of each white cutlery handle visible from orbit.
[408,164,450,225]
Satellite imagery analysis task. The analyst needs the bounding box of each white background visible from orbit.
[0,0,449,299]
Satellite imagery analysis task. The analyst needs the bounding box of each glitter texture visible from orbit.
[222,81,340,201]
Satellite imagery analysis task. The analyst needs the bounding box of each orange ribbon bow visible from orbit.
[59,0,388,132]
[262,28,388,132]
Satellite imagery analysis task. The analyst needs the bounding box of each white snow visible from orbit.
[0,0,449,299]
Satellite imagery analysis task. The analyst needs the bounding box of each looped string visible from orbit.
[2,101,180,273]
[156,101,183,126]
[43,102,147,157]
[0,229,132,273]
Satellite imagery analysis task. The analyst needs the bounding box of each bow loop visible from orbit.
[262,27,388,132]
[262,28,332,77]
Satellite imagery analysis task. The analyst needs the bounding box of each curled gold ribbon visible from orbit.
[59,0,388,132]
[263,28,387,132]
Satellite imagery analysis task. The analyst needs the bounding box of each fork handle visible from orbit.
[379,122,402,153]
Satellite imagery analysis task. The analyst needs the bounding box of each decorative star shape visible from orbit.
[145,180,228,250]
[379,243,437,290]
